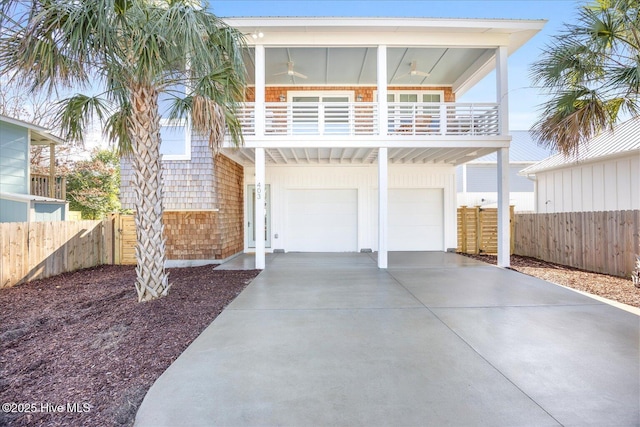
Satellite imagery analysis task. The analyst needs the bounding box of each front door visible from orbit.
[247,184,271,248]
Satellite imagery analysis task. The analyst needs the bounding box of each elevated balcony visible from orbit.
[31,173,66,200]
[236,102,501,139]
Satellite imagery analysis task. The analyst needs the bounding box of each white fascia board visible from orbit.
[240,31,511,48]
[0,192,66,203]
[0,114,50,132]
[521,148,640,175]
[224,17,546,33]
[30,129,65,146]
[234,136,511,149]
[0,114,64,146]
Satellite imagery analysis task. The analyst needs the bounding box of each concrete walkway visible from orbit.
[135,252,640,426]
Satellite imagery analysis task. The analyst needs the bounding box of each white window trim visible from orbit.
[287,90,355,102]
[159,117,191,161]
[374,89,446,102]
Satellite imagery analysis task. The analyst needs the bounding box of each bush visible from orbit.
[66,149,121,219]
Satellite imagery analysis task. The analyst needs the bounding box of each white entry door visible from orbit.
[247,184,271,248]
[388,188,444,251]
[286,189,358,252]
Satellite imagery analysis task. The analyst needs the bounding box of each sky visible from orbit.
[209,0,584,130]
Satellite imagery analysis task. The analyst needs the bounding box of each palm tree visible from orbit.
[530,0,639,156]
[531,0,640,283]
[0,0,246,302]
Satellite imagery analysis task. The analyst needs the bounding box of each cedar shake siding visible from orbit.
[244,86,456,102]
[120,136,244,261]
[216,154,244,258]
[163,211,219,259]
[120,136,217,211]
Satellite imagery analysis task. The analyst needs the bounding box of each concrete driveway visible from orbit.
[135,252,639,426]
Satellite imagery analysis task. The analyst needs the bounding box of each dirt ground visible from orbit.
[0,265,260,427]
[461,254,640,309]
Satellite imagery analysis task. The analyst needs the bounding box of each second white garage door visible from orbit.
[389,188,443,251]
[286,189,358,252]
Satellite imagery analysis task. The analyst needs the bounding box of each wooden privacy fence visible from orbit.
[514,210,640,278]
[116,214,137,265]
[1,219,115,288]
[457,206,515,254]
[0,214,138,288]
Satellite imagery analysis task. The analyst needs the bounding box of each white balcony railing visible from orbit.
[236,102,500,137]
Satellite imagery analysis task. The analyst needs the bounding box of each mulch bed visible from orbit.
[461,253,640,309]
[2,255,637,426]
[0,265,260,427]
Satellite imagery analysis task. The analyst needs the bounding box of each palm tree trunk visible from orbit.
[129,83,170,302]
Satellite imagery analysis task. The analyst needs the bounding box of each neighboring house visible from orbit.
[120,16,545,268]
[456,130,553,212]
[0,114,68,222]
[520,117,640,213]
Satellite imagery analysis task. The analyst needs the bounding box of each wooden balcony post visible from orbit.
[49,143,55,198]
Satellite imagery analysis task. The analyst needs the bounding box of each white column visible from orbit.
[255,44,266,137]
[378,147,388,269]
[496,46,510,267]
[496,46,509,136]
[497,147,510,268]
[255,148,266,269]
[377,45,388,135]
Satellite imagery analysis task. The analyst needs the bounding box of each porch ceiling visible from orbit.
[243,47,490,90]
[227,17,546,95]
[223,147,498,166]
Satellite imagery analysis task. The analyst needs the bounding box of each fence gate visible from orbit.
[114,214,136,265]
[457,206,514,254]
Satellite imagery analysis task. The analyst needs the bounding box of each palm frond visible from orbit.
[530,0,640,155]
[104,105,134,156]
[55,94,110,144]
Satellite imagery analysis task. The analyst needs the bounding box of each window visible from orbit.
[289,91,353,135]
[380,90,444,103]
[381,90,444,134]
[158,84,191,160]
[159,119,191,160]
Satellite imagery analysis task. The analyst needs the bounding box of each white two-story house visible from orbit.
[120,16,545,269]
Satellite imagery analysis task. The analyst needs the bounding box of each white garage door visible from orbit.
[389,188,443,251]
[286,189,358,252]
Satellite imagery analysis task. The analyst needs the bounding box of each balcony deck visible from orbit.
[30,174,66,200]
[236,102,501,139]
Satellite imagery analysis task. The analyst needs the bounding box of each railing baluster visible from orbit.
[237,101,500,137]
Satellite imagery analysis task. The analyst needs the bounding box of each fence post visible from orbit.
[510,205,515,254]
[474,206,481,254]
[113,213,122,265]
[460,206,468,253]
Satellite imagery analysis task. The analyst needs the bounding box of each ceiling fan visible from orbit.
[274,62,308,79]
[395,60,430,80]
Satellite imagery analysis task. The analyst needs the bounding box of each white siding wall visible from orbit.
[244,164,457,252]
[535,154,640,213]
[458,192,535,212]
